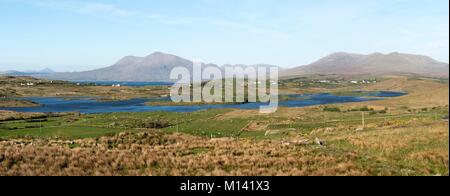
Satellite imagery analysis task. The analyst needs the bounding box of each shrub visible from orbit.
[139,119,171,129]
[359,106,371,112]
[323,106,341,112]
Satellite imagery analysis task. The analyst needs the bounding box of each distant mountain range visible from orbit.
[41,52,278,82]
[280,52,449,78]
[0,68,55,77]
[2,52,448,81]
[46,52,196,82]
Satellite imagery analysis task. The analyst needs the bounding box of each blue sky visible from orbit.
[0,0,448,71]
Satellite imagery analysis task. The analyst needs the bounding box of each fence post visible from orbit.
[362,112,365,129]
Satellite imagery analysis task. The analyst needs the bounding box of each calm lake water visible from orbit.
[2,91,406,114]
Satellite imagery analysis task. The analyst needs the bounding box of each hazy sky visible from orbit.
[0,0,448,71]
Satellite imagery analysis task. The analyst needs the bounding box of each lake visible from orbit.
[1,91,406,114]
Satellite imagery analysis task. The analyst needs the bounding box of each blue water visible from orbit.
[280,93,378,108]
[368,91,407,97]
[1,91,406,114]
[73,81,174,87]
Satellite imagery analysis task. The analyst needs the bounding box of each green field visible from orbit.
[0,109,249,139]
[1,104,447,140]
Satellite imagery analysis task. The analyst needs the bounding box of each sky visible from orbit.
[0,0,448,72]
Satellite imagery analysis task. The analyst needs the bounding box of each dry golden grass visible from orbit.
[0,131,370,176]
[362,76,449,109]
[345,123,447,150]
[0,110,46,121]
[0,99,39,108]
[0,118,447,176]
